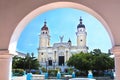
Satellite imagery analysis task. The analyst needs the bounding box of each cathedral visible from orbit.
[38,18,88,69]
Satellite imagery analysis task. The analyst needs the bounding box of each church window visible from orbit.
[54,51,56,61]
[41,53,43,55]
[48,60,52,66]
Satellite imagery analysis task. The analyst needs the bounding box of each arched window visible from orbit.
[41,53,43,55]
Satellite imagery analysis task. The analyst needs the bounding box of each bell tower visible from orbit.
[76,17,87,48]
[39,21,50,48]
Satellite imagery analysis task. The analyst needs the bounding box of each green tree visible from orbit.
[91,49,114,70]
[12,53,40,71]
[67,52,93,71]
[12,56,21,69]
[93,53,114,70]
[67,49,114,72]
[90,49,102,55]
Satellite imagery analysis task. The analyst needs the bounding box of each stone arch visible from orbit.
[8,2,114,55]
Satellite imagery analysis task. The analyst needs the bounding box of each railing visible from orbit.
[32,74,45,80]
[69,78,96,80]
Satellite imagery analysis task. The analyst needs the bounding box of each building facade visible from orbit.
[38,18,88,69]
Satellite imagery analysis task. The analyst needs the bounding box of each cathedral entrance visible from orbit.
[59,56,64,66]
[48,60,52,66]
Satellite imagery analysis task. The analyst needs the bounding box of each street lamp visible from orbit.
[45,58,48,79]
[53,59,56,69]
[23,58,25,70]
[45,59,48,72]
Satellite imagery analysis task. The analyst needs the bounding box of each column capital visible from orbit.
[112,45,120,57]
[0,49,13,59]
[0,49,9,54]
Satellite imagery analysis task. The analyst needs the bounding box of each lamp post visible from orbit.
[45,59,48,72]
[23,58,25,70]
[53,60,56,69]
[45,59,48,79]
[28,57,31,72]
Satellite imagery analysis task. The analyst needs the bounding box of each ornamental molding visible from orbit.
[0,49,9,54]
[112,45,120,56]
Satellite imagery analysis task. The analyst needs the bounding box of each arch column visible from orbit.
[0,50,12,80]
[112,46,120,80]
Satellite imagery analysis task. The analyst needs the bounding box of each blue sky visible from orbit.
[17,8,112,57]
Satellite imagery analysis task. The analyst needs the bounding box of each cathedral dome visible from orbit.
[77,17,85,28]
[41,21,48,30]
[77,23,85,28]
[68,39,71,43]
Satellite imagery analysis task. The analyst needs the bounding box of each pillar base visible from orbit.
[112,46,120,80]
[0,50,12,80]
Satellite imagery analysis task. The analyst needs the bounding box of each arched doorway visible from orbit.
[7,1,115,80]
[9,2,114,54]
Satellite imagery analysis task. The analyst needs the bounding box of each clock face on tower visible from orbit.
[80,39,82,42]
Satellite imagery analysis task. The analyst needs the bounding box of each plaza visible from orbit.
[11,75,114,80]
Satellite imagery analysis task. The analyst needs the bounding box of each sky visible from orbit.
[16,8,112,57]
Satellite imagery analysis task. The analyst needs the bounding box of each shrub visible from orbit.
[31,69,40,74]
[67,67,74,74]
[48,69,58,77]
[41,67,47,72]
[12,69,24,76]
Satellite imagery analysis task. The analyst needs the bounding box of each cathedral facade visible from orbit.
[38,18,88,69]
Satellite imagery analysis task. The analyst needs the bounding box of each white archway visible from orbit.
[8,1,114,55]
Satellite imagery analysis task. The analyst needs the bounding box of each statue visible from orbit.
[59,36,64,43]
